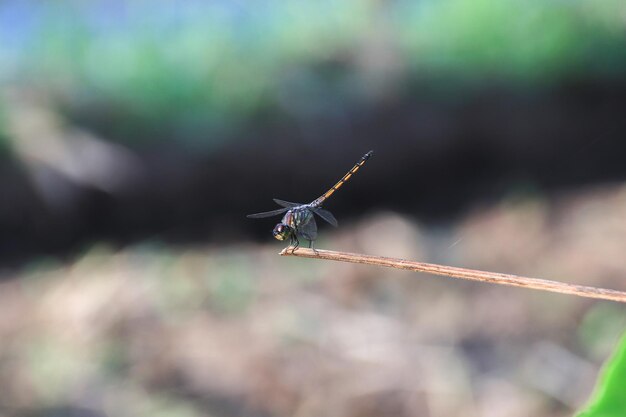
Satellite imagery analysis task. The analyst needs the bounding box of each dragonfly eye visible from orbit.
[272,223,292,241]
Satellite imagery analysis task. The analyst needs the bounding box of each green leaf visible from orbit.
[576,331,626,417]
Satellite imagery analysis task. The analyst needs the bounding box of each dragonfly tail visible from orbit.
[311,150,373,206]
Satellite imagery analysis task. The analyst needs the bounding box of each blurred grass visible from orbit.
[1,0,625,147]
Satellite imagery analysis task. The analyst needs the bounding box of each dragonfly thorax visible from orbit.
[283,208,313,229]
[272,223,292,241]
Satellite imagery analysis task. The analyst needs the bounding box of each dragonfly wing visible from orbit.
[312,208,338,227]
[246,208,288,218]
[298,216,318,241]
[273,199,302,208]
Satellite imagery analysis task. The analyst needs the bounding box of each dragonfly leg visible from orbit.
[308,239,319,255]
[291,235,300,253]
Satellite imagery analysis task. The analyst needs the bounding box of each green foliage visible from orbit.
[576,331,626,417]
[2,0,626,147]
[0,104,11,156]
[398,0,626,80]
[578,304,626,360]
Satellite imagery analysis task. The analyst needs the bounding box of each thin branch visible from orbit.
[280,248,626,303]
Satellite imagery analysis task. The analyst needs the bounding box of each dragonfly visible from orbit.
[247,150,373,250]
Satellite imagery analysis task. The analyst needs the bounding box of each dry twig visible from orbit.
[280,248,626,303]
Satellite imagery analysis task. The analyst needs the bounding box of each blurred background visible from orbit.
[1,1,626,416]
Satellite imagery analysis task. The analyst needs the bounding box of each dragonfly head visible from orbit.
[272,223,292,241]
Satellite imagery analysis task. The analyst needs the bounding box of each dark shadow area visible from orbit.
[2,80,626,266]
